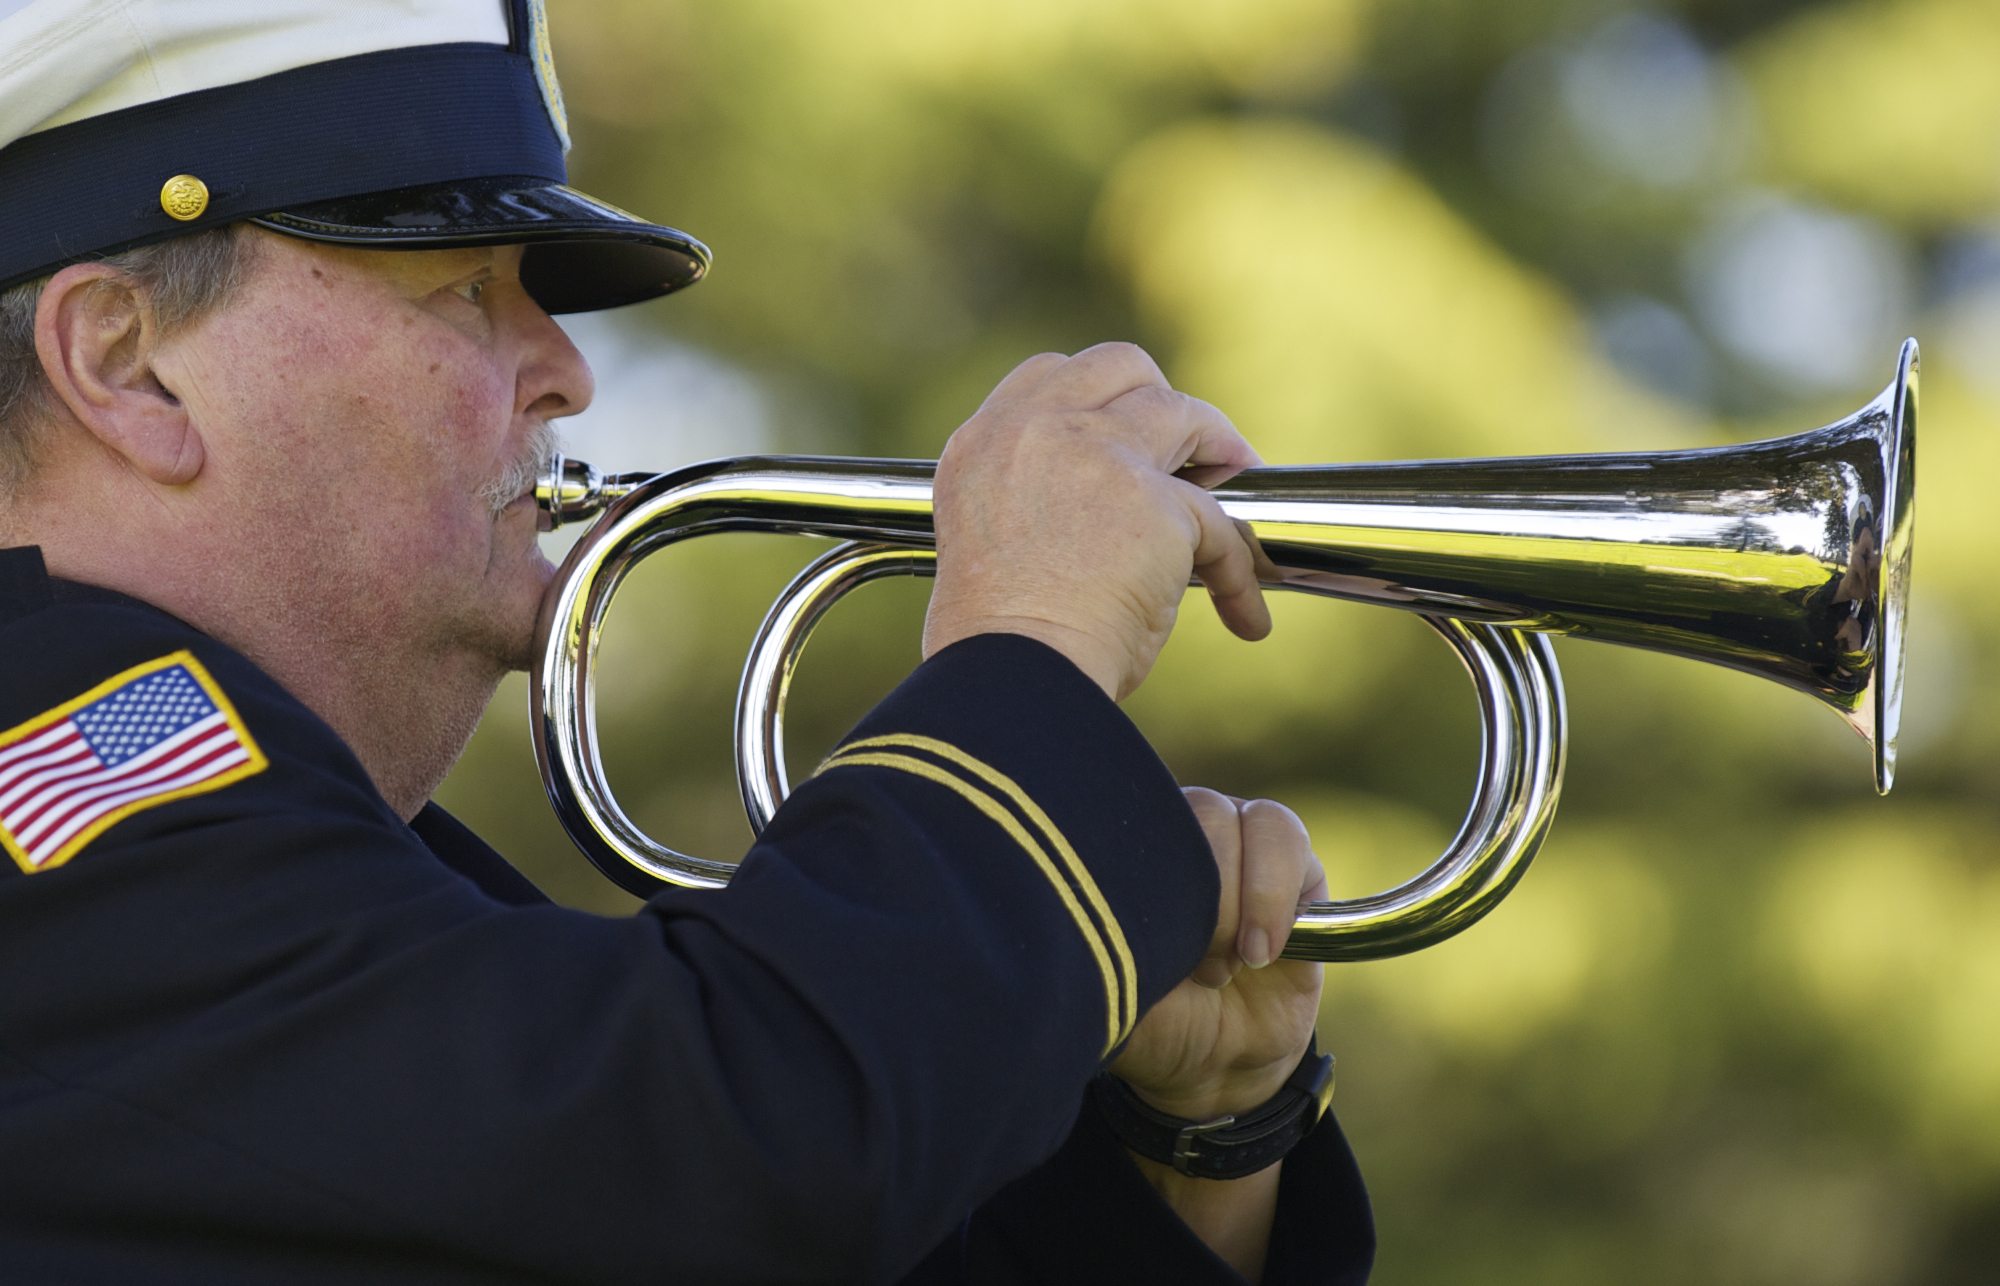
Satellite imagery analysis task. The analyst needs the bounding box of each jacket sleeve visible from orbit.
[907,1099,1375,1285]
[0,598,1221,1284]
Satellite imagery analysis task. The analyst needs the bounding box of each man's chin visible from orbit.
[488,546,560,674]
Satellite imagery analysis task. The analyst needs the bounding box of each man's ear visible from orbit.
[33,262,205,486]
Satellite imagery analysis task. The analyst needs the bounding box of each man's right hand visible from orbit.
[920,343,1273,701]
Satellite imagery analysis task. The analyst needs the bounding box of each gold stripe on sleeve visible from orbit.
[816,748,1126,1054]
[830,733,1139,1043]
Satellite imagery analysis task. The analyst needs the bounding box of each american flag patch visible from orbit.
[0,651,266,874]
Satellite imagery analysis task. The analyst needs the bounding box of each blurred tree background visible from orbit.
[440,0,1997,1279]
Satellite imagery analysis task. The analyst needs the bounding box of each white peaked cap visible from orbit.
[0,0,708,313]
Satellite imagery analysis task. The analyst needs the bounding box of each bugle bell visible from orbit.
[532,340,1917,963]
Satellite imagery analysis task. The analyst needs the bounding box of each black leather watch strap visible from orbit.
[1091,1039,1336,1181]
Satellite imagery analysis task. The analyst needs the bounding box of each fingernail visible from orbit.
[1241,928,1271,969]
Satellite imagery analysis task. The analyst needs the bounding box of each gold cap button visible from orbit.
[159,174,210,222]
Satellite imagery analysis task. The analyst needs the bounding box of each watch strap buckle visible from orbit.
[1170,1113,1238,1174]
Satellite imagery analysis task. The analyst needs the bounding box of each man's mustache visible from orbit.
[480,422,561,517]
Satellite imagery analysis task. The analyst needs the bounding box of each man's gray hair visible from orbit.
[0,228,251,494]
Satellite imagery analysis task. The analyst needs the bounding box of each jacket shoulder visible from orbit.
[0,583,390,876]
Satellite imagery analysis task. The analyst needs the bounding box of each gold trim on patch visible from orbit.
[160,175,210,222]
[0,651,267,875]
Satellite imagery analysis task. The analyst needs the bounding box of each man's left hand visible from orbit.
[1111,788,1326,1123]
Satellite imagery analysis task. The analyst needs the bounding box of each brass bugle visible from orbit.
[531,339,1916,963]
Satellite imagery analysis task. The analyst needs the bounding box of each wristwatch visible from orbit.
[1090,1039,1336,1181]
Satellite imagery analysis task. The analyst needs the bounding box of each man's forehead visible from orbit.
[275,238,514,283]
[390,244,512,276]
[270,239,532,300]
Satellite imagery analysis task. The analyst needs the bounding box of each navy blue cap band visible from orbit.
[0,42,564,293]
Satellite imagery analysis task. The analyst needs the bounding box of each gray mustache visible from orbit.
[481,422,562,517]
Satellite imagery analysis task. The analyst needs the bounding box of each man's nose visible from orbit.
[517,300,597,423]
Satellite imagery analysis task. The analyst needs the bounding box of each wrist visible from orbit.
[1093,1037,1335,1182]
[1126,1153,1284,1283]
[1122,1052,1303,1125]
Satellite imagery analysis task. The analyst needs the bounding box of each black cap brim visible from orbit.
[250,176,710,314]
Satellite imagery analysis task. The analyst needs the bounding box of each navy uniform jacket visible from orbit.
[0,548,1372,1284]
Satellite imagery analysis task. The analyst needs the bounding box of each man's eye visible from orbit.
[453,280,487,305]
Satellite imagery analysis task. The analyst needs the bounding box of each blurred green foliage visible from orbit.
[440,1,2000,1279]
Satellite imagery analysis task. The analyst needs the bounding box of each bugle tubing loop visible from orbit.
[532,340,1917,962]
